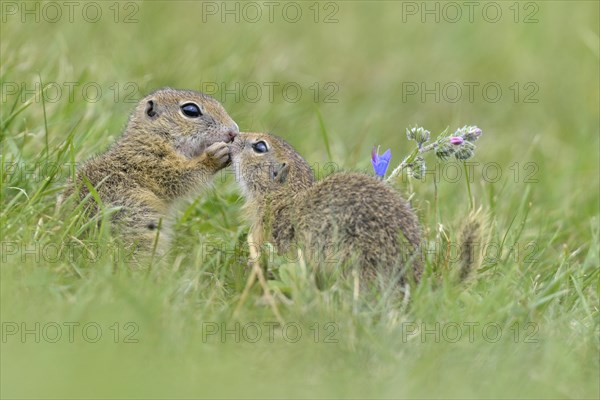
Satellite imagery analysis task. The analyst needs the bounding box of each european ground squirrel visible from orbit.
[230,132,423,284]
[63,88,239,250]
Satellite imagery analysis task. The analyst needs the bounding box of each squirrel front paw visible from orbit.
[202,142,231,171]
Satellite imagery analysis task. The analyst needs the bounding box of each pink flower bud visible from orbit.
[450,137,464,145]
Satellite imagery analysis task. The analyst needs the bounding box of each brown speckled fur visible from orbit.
[231,132,423,283]
[63,88,238,250]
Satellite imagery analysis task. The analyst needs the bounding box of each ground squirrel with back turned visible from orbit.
[231,132,423,284]
[64,88,239,250]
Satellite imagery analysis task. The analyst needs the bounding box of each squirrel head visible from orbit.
[231,132,315,200]
[127,88,239,158]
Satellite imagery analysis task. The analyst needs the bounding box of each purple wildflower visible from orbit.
[450,137,464,145]
[371,146,392,178]
[462,126,483,142]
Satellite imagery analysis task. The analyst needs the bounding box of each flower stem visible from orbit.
[386,149,416,182]
[463,161,474,210]
[386,141,441,182]
[419,141,440,153]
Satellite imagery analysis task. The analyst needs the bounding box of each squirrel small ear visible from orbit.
[145,100,158,118]
[271,162,290,184]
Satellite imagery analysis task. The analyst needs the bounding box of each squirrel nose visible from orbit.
[227,124,239,140]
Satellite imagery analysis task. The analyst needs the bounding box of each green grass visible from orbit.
[1,1,598,399]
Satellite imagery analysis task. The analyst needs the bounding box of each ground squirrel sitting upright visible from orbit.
[64,88,239,250]
[231,132,423,284]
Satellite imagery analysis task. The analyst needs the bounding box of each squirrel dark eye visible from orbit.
[181,103,202,118]
[252,141,268,154]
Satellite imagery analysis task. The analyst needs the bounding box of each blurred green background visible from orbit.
[1,1,598,399]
